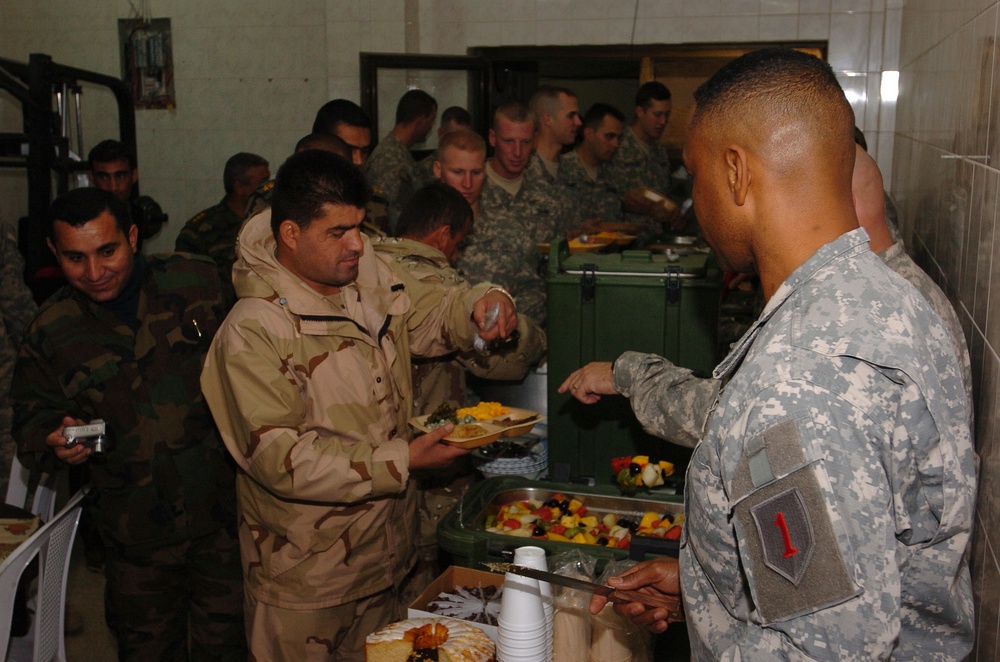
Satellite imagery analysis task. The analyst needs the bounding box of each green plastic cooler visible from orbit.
[545,240,722,485]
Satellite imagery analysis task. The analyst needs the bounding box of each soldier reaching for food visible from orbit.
[200,150,518,662]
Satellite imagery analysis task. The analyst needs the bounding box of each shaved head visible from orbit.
[692,48,855,184]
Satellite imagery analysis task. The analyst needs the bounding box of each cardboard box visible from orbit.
[408,566,503,644]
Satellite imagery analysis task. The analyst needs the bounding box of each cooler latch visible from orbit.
[666,267,681,304]
[581,264,597,302]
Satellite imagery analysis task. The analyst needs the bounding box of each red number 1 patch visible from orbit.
[750,487,814,586]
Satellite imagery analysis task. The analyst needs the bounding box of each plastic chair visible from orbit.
[4,454,57,523]
[0,487,87,662]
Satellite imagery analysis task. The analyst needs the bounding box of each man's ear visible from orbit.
[46,237,56,258]
[432,160,442,180]
[278,219,300,250]
[427,224,452,251]
[726,145,751,206]
[488,129,497,148]
[127,224,139,253]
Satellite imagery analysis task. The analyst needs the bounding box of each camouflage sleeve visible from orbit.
[200,303,410,504]
[613,351,718,448]
[458,313,546,381]
[0,228,36,343]
[174,221,203,255]
[391,261,486,359]
[11,327,81,472]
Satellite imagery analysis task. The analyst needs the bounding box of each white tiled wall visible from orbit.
[0,0,903,252]
[893,2,1000,658]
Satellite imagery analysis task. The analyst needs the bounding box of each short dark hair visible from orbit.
[395,182,472,240]
[635,81,672,109]
[48,187,132,239]
[396,89,438,125]
[312,99,371,135]
[582,103,625,132]
[440,106,472,129]
[295,132,352,159]
[88,139,136,169]
[529,84,577,122]
[223,152,269,195]
[692,48,853,141]
[270,150,370,238]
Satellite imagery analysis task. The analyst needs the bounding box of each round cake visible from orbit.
[365,616,495,662]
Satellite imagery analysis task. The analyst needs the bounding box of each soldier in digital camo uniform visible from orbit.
[200,151,518,662]
[561,138,973,456]
[175,152,270,275]
[0,225,36,498]
[559,103,628,224]
[364,88,438,233]
[457,102,581,326]
[578,49,975,660]
[11,188,245,661]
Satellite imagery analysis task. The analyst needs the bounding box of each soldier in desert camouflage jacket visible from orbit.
[579,49,975,660]
[200,152,518,662]
[11,188,244,661]
[0,225,36,498]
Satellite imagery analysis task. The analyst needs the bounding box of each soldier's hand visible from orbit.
[558,362,617,404]
[473,289,517,342]
[409,424,471,471]
[589,556,684,633]
[46,415,92,465]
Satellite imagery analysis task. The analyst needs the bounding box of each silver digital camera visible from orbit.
[62,419,110,455]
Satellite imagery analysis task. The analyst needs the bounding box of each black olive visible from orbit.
[628,521,639,533]
[559,499,570,511]
[617,517,630,528]
[597,537,609,546]
[662,513,673,525]
[629,463,642,476]
[533,525,546,537]
[544,499,559,508]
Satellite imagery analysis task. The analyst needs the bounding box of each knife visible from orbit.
[483,562,684,619]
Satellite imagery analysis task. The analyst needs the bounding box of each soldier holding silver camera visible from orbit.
[10,187,246,661]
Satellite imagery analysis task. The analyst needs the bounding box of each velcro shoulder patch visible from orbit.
[731,420,860,623]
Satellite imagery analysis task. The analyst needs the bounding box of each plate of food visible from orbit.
[409,402,545,449]
[537,237,611,255]
[590,231,636,246]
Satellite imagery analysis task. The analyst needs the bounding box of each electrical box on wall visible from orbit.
[118,17,175,109]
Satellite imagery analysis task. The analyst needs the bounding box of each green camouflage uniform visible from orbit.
[373,236,547,593]
[365,133,417,233]
[457,159,577,326]
[0,226,37,498]
[11,253,245,661]
[558,149,624,223]
[175,197,244,275]
[200,211,491,660]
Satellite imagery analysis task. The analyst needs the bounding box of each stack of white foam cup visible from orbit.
[495,545,554,661]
